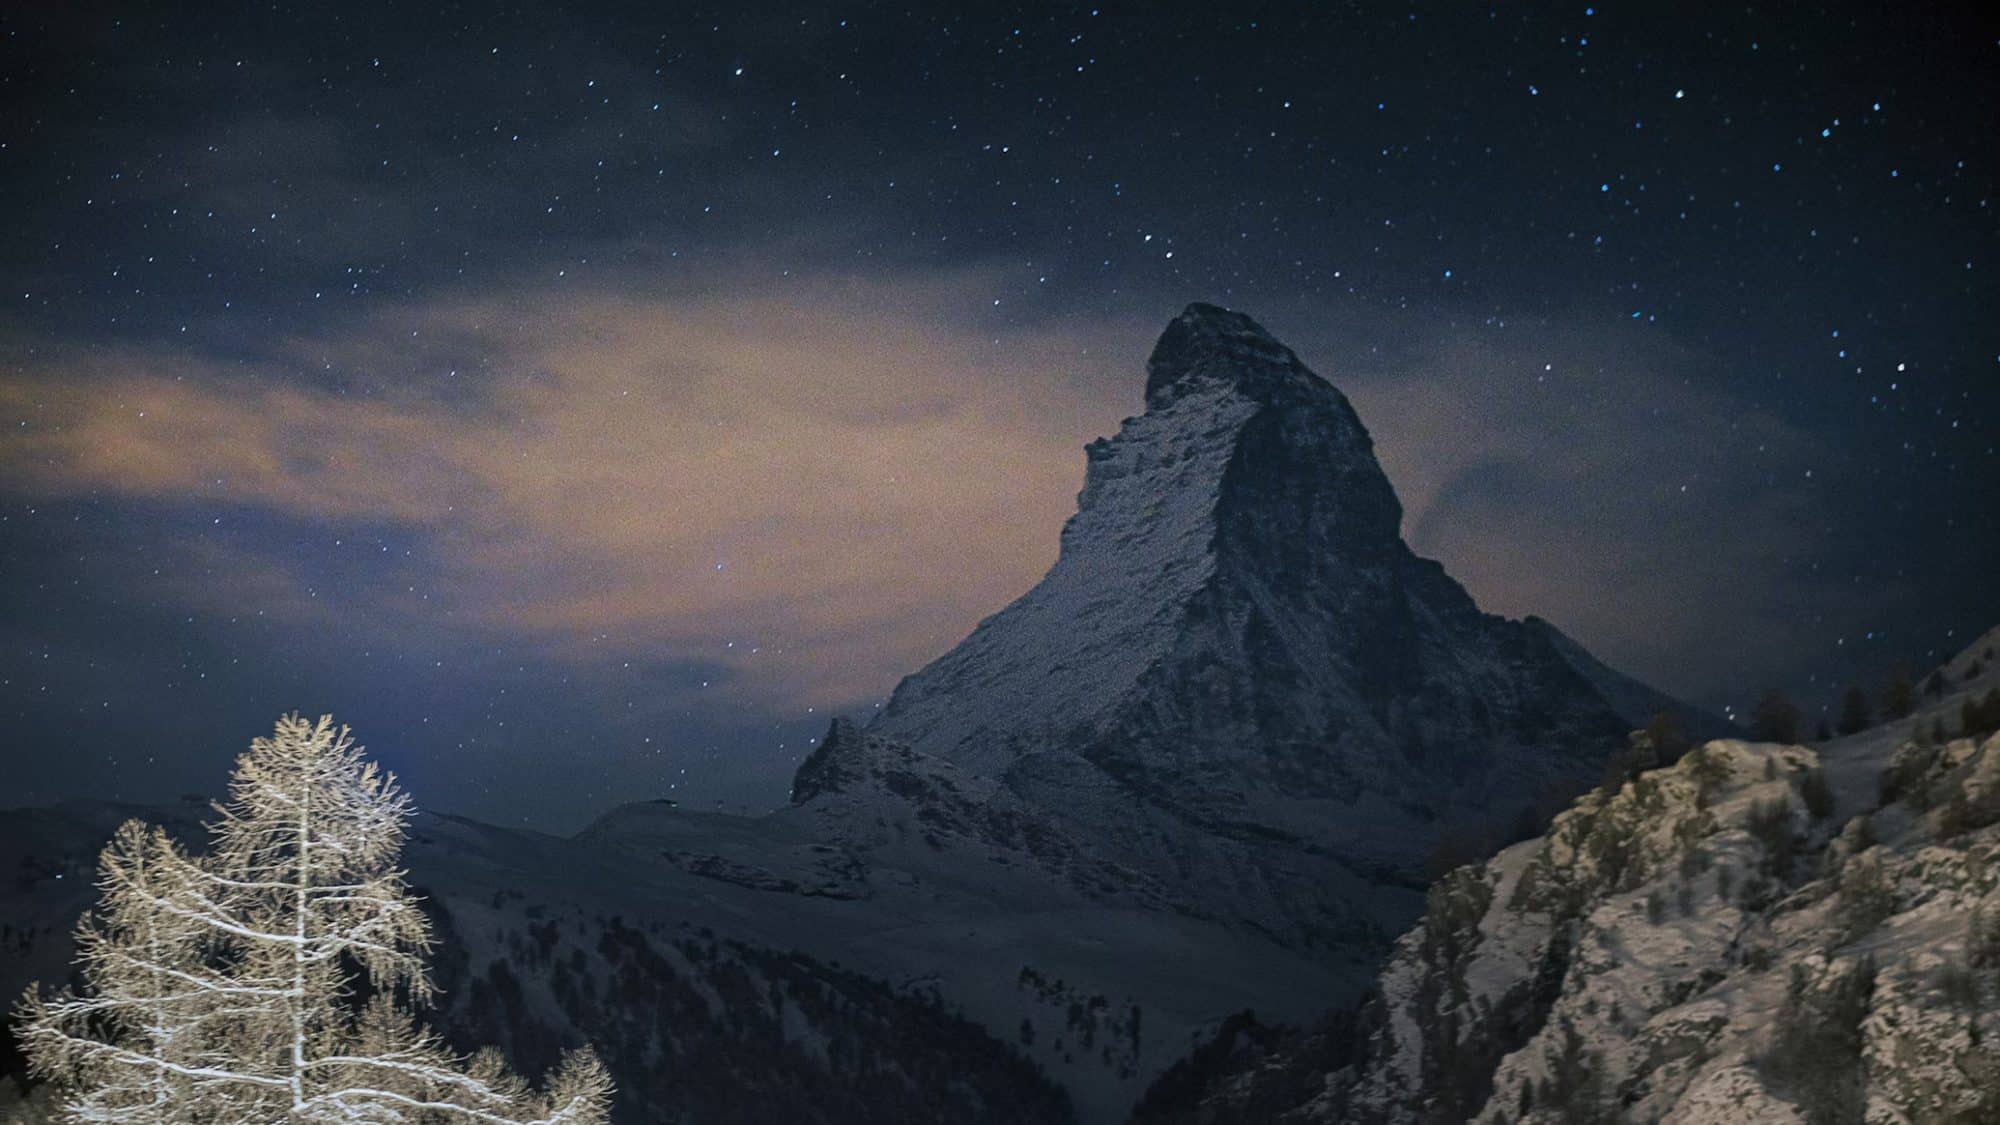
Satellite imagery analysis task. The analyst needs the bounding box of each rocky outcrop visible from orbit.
[1137,625,2000,1125]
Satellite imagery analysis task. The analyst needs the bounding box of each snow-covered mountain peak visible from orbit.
[876,301,1419,772]
[874,301,1709,938]
[1144,301,1316,409]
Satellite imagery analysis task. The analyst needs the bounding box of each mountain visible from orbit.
[1134,624,2000,1124]
[0,303,1723,1123]
[873,301,1717,923]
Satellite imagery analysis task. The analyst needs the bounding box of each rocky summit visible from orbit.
[873,302,1714,910]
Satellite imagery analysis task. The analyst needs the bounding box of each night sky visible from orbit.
[3,2,1994,831]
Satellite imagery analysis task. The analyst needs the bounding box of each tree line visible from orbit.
[1748,651,2000,746]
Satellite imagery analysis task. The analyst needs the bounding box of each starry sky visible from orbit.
[2,1,1995,831]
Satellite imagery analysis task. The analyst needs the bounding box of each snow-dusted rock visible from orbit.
[1137,627,2000,1125]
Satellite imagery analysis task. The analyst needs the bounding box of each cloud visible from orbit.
[0,268,1147,710]
[2,277,1847,717]
[1331,322,1852,700]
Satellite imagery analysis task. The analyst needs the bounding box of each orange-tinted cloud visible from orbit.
[2,281,1836,715]
[0,271,1149,709]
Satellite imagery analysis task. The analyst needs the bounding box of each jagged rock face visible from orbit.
[874,302,1694,886]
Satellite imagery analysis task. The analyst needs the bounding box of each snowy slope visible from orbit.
[1138,624,2000,1124]
[1526,616,1735,742]
[572,719,1355,1121]
[0,723,1348,1123]
[867,377,1262,777]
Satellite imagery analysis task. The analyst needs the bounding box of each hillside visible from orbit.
[1135,625,2000,1124]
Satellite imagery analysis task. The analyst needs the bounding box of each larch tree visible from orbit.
[13,714,613,1124]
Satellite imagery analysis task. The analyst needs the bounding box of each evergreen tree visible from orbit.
[1969,688,2000,736]
[14,714,612,1124]
[1880,668,1914,721]
[1837,684,1872,736]
[1749,690,1802,744]
[1598,719,1679,795]
[1541,1017,1602,1125]
[1763,955,1876,1125]
[1644,710,1693,765]
[1800,768,1835,821]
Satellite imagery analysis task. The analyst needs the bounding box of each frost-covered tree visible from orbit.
[14,714,612,1124]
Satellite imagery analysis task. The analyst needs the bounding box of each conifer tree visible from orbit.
[1749,690,1802,744]
[1836,684,1872,736]
[1880,668,1914,721]
[1642,709,1693,766]
[15,714,612,1124]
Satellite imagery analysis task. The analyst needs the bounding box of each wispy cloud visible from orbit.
[1,268,1147,709]
[2,275,1842,717]
[1335,322,1849,699]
